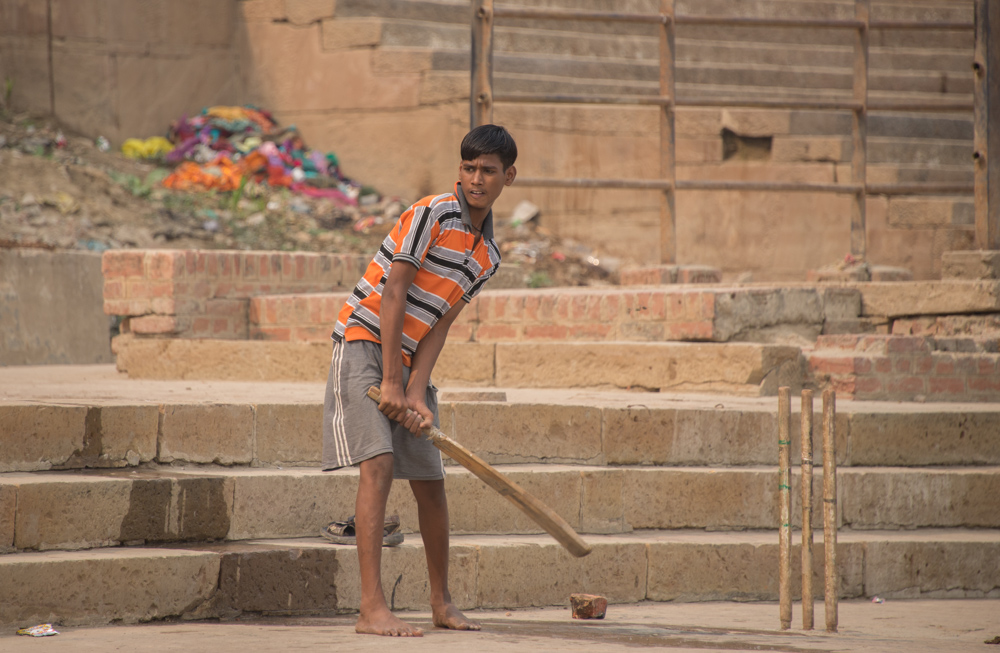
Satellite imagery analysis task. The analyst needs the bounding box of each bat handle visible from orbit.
[366,385,442,442]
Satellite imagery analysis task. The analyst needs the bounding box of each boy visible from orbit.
[322,125,517,636]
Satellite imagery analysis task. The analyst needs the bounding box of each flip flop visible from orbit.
[321,514,404,546]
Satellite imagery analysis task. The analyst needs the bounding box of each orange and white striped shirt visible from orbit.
[333,182,501,365]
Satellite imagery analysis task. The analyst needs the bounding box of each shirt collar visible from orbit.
[455,182,494,241]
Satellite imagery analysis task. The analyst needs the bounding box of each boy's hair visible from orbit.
[461,124,517,170]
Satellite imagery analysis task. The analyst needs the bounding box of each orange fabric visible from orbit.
[163,152,267,192]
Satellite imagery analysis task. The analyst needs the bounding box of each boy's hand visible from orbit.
[378,381,432,436]
[403,389,434,436]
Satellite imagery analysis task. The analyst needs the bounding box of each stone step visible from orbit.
[425,49,975,97]
[112,335,806,396]
[2,529,997,627]
[3,465,999,553]
[378,19,972,75]
[858,280,1000,318]
[249,286,862,346]
[338,0,972,48]
[3,384,999,472]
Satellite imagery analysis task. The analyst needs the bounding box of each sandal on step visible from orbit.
[321,514,403,546]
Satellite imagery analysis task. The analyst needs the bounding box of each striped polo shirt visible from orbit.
[333,182,501,365]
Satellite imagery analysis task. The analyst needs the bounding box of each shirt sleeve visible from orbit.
[391,204,438,268]
[463,260,500,302]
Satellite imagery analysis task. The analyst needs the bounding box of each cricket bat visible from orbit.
[367,386,593,558]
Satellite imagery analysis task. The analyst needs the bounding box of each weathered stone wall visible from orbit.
[0,249,112,365]
[0,0,977,280]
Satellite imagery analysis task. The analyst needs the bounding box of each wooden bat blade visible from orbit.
[367,386,593,557]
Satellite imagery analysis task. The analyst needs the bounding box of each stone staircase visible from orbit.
[3,244,1000,627]
[2,374,999,626]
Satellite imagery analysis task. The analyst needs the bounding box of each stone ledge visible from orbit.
[3,533,998,626]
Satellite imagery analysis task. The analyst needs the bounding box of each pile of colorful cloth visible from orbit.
[125,106,360,205]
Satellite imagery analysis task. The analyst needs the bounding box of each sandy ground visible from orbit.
[1,600,998,652]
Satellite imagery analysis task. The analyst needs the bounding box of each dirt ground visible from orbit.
[0,112,615,288]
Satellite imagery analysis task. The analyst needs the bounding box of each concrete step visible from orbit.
[3,382,999,472]
[2,529,997,626]
[3,465,999,553]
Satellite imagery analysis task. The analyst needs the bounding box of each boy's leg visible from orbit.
[409,479,481,631]
[355,452,424,637]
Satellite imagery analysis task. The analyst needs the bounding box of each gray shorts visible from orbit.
[322,339,444,480]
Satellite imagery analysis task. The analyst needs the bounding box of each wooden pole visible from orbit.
[470,0,495,129]
[800,389,815,630]
[778,386,792,630]
[659,0,677,264]
[850,0,869,260]
[974,0,1000,248]
[822,388,839,633]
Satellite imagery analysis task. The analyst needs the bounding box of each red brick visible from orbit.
[570,593,607,620]
[874,357,893,373]
[321,296,342,324]
[664,321,714,340]
[853,357,873,374]
[537,296,556,321]
[935,359,956,375]
[645,292,665,320]
[554,296,571,321]
[524,324,569,340]
[265,298,279,325]
[968,377,1000,392]
[254,326,292,340]
[292,326,329,342]
[103,280,125,300]
[151,298,176,314]
[894,358,912,373]
[192,317,212,335]
[699,292,716,318]
[600,295,621,322]
[886,336,930,354]
[476,324,520,341]
[249,299,263,324]
[447,324,473,341]
[978,359,998,375]
[566,323,613,339]
[212,318,230,334]
[913,355,934,374]
[955,358,980,375]
[103,299,131,316]
[929,377,966,395]
[206,299,246,317]
[101,251,144,278]
[241,255,258,280]
[130,315,177,335]
[829,377,857,397]
[809,356,857,375]
[570,295,589,321]
[853,376,883,394]
[886,376,926,395]
[148,252,182,280]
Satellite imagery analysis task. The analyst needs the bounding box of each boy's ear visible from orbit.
[504,165,517,186]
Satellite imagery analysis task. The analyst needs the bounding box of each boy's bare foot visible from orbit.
[355,607,424,637]
[432,603,481,631]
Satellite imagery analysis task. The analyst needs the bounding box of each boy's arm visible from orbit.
[377,259,423,433]
[403,299,465,432]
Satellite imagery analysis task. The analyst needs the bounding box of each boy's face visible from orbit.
[459,153,516,214]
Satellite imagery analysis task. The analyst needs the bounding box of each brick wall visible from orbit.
[102,250,367,339]
[808,335,1000,402]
